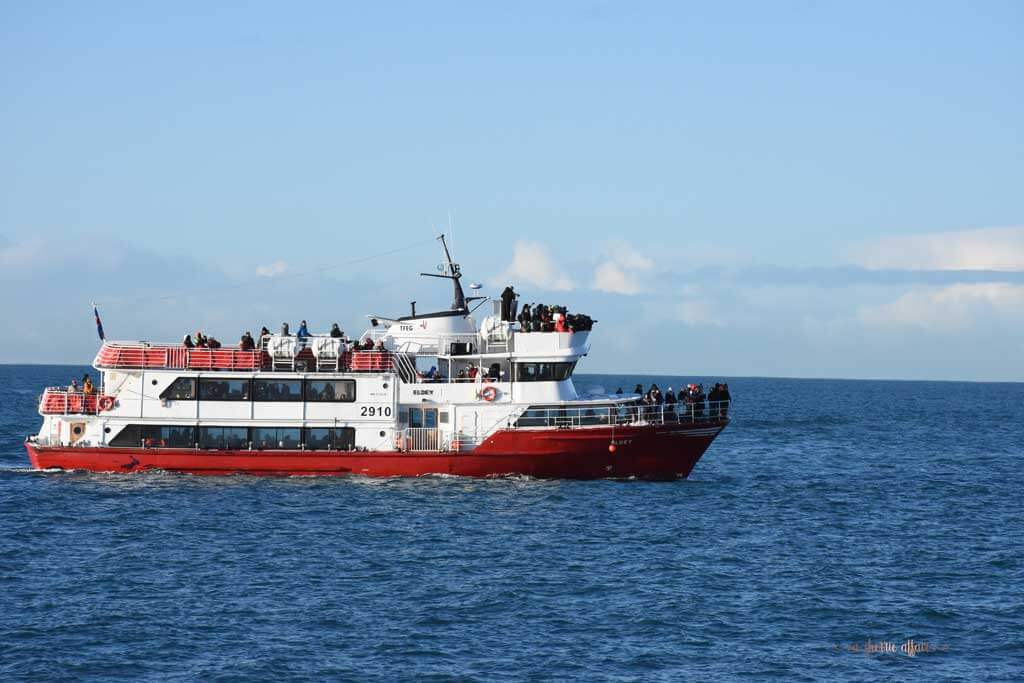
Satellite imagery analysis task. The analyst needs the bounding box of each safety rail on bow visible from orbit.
[513,400,732,429]
[39,387,114,415]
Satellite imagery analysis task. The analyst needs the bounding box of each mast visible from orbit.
[420,234,467,311]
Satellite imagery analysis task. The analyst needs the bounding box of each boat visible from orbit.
[24,236,730,479]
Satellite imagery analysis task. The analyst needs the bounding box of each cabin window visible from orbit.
[514,361,577,382]
[160,377,197,400]
[110,425,196,447]
[199,426,248,449]
[304,427,356,451]
[408,408,438,429]
[305,379,356,403]
[253,379,303,402]
[251,427,301,450]
[109,425,141,446]
[199,378,251,401]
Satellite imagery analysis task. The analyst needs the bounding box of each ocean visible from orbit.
[1,364,1022,681]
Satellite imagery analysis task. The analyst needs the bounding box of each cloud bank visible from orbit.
[851,225,1024,271]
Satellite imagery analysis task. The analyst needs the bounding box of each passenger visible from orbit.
[615,387,623,395]
[68,379,79,393]
[239,332,255,351]
[424,366,437,380]
[696,384,706,419]
[456,368,467,381]
[554,312,567,333]
[468,365,479,380]
[518,304,532,332]
[500,285,517,322]
[280,322,291,337]
[82,375,95,395]
[720,383,732,418]
[633,383,643,395]
[207,337,222,349]
[257,326,271,349]
[329,323,343,338]
[665,387,677,420]
[195,331,208,348]
[375,339,385,351]
[183,334,195,348]
[297,320,310,340]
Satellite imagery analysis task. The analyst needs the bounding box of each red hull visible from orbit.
[25,421,727,480]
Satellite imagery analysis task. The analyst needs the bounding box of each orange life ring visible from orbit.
[98,396,115,411]
[480,386,498,402]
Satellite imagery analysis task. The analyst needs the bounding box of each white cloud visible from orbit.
[858,283,1024,330]
[256,260,288,277]
[591,244,655,295]
[851,225,1024,271]
[494,241,574,291]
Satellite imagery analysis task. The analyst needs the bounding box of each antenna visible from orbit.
[448,211,454,257]
[419,233,467,311]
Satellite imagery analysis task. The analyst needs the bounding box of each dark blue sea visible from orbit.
[1,365,1022,681]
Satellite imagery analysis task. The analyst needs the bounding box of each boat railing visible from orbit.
[396,427,443,452]
[95,341,264,371]
[38,387,113,415]
[513,401,732,429]
[93,340,393,373]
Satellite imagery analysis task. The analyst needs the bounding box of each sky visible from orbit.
[1,1,1023,380]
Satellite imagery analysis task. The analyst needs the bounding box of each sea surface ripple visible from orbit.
[1,365,1022,681]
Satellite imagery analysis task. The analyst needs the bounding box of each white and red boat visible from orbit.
[25,237,729,479]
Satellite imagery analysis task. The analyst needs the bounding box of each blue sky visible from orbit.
[2,1,1023,380]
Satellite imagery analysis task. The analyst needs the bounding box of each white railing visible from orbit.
[396,427,443,452]
[513,401,731,428]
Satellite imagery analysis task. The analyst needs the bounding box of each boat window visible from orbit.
[109,424,141,446]
[253,379,303,402]
[145,425,196,447]
[199,378,251,401]
[514,362,577,382]
[111,425,196,447]
[160,377,197,400]
[251,427,301,450]
[305,379,356,403]
[304,427,356,451]
[199,426,248,449]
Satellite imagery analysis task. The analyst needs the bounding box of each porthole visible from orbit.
[72,426,83,435]
[104,427,111,433]
[151,379,158,385]
[379,430,386,437]
[382,382,388,389]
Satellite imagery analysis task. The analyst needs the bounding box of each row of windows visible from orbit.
[161,378,356,403]
[514,362,577,382]
[109,425,357,451]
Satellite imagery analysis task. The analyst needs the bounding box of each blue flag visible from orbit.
[93,304,105,341]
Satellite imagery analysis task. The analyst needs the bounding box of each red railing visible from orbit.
[349,351,393,372]
[95,342,267,371]
[39,388,113,415]
[92,341,392,373]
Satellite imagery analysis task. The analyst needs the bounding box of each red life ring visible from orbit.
[480,386,498,402]
[98,396,115,411]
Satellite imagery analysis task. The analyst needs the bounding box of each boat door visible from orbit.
[408,407,439,450]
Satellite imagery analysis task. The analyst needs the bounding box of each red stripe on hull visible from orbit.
[25,421,727,479]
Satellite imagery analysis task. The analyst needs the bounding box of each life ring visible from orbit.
[98,396,115,411]
[480,386,498,402]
